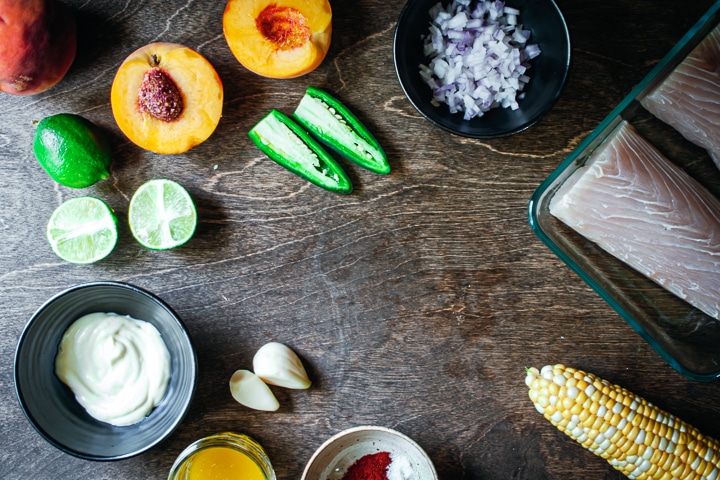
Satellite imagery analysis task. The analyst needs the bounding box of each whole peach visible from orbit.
[0,0,77,96]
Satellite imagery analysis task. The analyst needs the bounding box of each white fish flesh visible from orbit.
[640,24,720,169]
[550,120,720,320]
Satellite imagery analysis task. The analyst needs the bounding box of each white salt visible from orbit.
[386,453,419,480]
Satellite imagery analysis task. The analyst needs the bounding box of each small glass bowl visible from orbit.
[168,432,276,480]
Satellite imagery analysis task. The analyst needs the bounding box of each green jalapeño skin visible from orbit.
[293,86,391,175]
[249,109,353,194]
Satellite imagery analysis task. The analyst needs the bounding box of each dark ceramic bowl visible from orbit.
[14,281,197,460]
[394,0,571,138]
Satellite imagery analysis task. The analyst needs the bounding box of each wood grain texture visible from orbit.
[2,0,720,479]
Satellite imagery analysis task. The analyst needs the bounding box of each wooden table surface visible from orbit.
[3,0,720,479]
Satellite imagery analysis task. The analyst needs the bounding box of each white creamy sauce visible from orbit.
[55,312,171,426]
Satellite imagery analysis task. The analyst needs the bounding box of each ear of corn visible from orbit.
[525,364,720,480]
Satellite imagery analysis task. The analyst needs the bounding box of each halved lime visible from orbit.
[46,196,118,264]
[128,179,197,250]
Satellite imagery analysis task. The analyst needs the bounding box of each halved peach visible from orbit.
[223,0,332,79]
[110,42,223,154]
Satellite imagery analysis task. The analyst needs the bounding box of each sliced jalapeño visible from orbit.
[248,109,353,194]
[293,86,390,175]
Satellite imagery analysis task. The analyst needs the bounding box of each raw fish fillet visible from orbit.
[550,120,720,320]
[640,24,720,170]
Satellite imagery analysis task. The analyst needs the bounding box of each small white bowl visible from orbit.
[302,426,438,480]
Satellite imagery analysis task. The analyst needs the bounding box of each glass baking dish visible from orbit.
[529,0,720,382]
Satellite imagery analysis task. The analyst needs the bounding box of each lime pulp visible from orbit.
[128,179,197,250]
[46,196,118,264]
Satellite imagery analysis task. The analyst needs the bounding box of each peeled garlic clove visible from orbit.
[229,369,279,411]
[253,342,311,389]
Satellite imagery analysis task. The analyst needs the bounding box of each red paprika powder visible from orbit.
[341,451,392,480]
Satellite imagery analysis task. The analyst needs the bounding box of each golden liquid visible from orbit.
[180,446,266,480]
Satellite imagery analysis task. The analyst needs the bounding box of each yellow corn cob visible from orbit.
[525,364,720,480]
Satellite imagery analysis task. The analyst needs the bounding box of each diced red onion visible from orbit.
[419,0,541,121]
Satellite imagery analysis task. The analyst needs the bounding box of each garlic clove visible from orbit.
[229,369,280,411]
[253,342,312,390]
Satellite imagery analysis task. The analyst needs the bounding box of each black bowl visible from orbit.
[394,0,571,138]
[14,281,197,460]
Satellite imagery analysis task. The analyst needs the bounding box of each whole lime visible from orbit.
[33,113,112,188]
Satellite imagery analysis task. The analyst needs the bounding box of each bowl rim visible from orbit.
[13,280,198,460]
[393,0,571,138]
[301,425,438,480]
